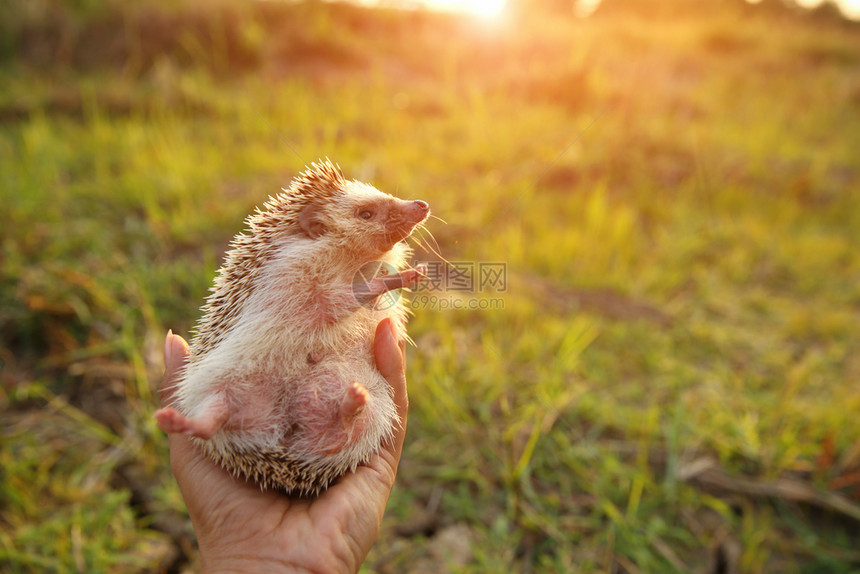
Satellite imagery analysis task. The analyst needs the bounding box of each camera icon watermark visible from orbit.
[352,260,404,311]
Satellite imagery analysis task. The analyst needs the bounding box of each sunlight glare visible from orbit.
[782,0,860,18]
[794,0,824,7]
[838,0,860,19]
[423,0,507,19]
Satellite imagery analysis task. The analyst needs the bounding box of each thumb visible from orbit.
[373,318,408,461]
[159,330,190,407]
[374,318,407,414]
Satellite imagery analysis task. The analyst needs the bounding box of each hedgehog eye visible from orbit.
[357,209,375,220]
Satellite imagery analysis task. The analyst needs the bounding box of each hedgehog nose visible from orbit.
[414,200,429,211]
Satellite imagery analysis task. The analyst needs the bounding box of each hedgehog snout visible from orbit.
[403,199,430,225]
[369,199,430,252]
[390,199,430,239]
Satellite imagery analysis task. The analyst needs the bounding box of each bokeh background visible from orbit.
[2,0,859,571]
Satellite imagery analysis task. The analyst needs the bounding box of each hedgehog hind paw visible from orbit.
[341,382,368,419]
[154,406,226,440]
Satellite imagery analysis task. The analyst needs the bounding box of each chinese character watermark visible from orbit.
[411,261,507,311]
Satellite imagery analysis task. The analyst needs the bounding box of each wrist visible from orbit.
[201,555,316,574]
[198,542,357,574]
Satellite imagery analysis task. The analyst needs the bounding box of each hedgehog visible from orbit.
[154,159,430,495]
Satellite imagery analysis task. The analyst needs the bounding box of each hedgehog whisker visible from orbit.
[411,225,449,266]
[409,229,434,259]
[410,230,436,261]
[417,223,444,260]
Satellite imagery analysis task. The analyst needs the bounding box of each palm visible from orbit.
[159,321,407,574]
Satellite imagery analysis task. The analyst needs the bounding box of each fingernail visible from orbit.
[387,318,397,340]
[164,329,174,365]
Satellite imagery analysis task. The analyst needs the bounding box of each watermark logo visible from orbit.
[411,261,507,311]
[352,261,508,311]
[413,261,507,293]
[352,261,402,311]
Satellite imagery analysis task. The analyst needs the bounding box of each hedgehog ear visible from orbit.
[299,203,327,238]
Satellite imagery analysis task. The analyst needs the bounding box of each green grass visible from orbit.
[2,0,860,571]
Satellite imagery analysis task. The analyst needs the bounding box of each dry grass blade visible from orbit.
[680,458,860,523]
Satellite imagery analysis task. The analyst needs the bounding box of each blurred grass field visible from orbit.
[2,0,860,571]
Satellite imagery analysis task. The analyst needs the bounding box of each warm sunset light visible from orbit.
[424,0,507,18]
[6,0,860,570]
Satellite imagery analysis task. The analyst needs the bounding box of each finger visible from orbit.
[159,330,190,407]
[373,318,408,458]
[374,318,407,413]
[155,332,217,498]
[154,332,260,522]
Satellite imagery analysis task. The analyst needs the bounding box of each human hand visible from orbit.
[158,318,408,574]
